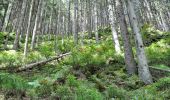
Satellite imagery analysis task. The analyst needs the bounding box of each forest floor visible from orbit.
[0,26,170,100]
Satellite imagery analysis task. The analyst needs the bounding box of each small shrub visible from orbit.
[105,85,127,99]
[37,42,55,58]
[0,72,28,99]
[26,51,44,63]
[146,39,170,66]
[53,75,104,100]
[0,50,22,67]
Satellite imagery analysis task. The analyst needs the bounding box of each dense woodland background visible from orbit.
[0,0,170,99]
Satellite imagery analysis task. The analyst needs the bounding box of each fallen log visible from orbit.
[144,34,170,46]
[149,66,170,78]
[15,52,71,72]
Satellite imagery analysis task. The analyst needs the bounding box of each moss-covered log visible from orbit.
[15,52,71,72]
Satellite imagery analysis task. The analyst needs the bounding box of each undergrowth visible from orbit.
[0,25,170,99]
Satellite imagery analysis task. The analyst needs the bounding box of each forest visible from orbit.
[0,0,170,99]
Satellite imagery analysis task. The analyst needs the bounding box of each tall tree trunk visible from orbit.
[67,0,71,36]
[116,0,137,75]
[48,8,53,41]
[143,0,153,24]
[2,0,13,31]
[13,0,27,50]
[24,0,34,57]
[127,0,153,84]
[87,0,92,39]
[62,16,65,45]
[73,0,79,44]
[36,0,45,47]
[159,11,169,31]
[108,0,121,54]
[2,0,13,49]
[80,0,85,46]
[94,0,99,43]
[31,0,42,50]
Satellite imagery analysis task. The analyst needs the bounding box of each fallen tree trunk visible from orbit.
[144,34,170,46]
[15,52,71,72]
[149,66,170,78]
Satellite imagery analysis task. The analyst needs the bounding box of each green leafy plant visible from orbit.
[0,50,23,67]
[0,72,28,99]
[37,42,55,58]
[146,39,170,66]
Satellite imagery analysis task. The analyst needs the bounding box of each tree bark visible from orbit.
[108,0,121,54]
[13,0,27,50]
[94,0,99,43]
[66,0,71,36]
[73,0,79,44]
[87,0,92,39]
[31,0,42,50]
[116,0,137,75]
[127,0,153,84]
[2,0,13,32]
[2,0,13,49]
[24,0,34,57]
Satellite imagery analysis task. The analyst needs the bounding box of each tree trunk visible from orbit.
[159,11,169,31]
[73,0,79,44]
[31,0,42,50]
[80,0,85,46]
[67,0,71,36]
[108,0,121,54]
[13,0,27,50]
[2,0,13,32]
[94,0,99,43]
[24,0,34,57]
[87,0,92,39]
[127,0,153,84]
[116,0,137,75]
[2,0,13,49]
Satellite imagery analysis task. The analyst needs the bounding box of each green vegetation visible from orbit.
[0,25,170,99]
[0,0,169,99]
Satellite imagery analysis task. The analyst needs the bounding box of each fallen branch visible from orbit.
[15,52,71,72]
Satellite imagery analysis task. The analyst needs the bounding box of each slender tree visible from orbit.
[13,0,27,50]
[2,0,13,49]
[127,0,153,84]
[94,0,99,43]
[24,0,34,57]
[31,0,43,50]
[116,0,137,75]
[108,0,121,54]
[73,0,79,44]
